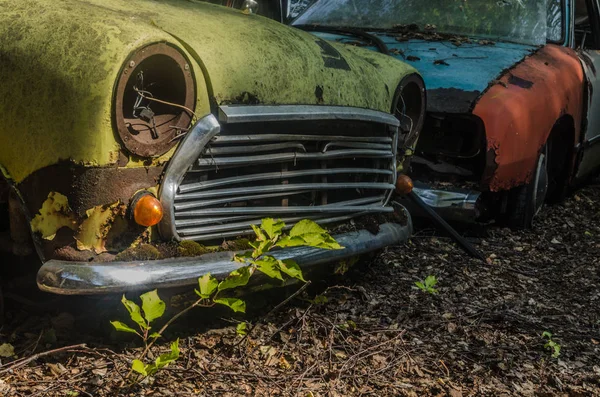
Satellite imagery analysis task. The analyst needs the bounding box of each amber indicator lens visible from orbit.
[395,174,414,195]
[133,194,164,227]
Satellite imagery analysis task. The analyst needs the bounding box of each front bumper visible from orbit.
[36,221,412,295]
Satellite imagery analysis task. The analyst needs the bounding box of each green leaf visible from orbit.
[197,273,219,299]
[311,294,328,305]
[140,290,166,325]
[261,218,285,240]
[255,256,283,281]
[415,281,425,290]
[155,339,180,369]
[131,359,148,376]
[0,343,15,358]
[121,295,147,329]
[218,266,253,291]
[278,259,306,282]
[214,297,246,313]
[424,275,438,288]
[290,219,327,237]
[542,331,552,339]
[276,236,307,248]
[252,239,274,258]
[149,332,162,339]
[110,321,139,335]
[236,322,248,336]
[251,224,268,241]
[145,363,158,376]
[233,251,253,263]
[302,233,343,250]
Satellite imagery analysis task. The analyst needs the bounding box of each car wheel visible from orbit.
[506,144,549,229]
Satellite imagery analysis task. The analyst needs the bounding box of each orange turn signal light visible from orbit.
[395,174,414,196]
[133,194,164,227]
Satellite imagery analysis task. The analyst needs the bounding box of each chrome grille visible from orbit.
[159,107,400,242]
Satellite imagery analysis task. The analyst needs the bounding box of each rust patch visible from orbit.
[18,162,164,218]
[234,91,261,105]
[473,45,584,191]
[75,202,124,254]
[19,163,163,260]
[315,85,324,104]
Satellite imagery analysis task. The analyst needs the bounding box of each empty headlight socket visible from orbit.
[113,43,196,158]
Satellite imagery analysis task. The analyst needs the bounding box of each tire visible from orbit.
[506,144,549,229]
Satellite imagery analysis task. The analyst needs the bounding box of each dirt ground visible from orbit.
[0,184,599,396]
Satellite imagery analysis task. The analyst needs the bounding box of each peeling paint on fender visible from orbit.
[30,192,77,240]
[473,45,584,191]
[75,202,125,254]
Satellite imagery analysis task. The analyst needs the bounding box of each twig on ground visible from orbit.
[0,343,87,375]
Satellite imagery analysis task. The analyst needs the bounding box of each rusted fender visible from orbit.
[473,45,584,191]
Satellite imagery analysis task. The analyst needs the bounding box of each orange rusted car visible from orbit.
[290,0,600,228]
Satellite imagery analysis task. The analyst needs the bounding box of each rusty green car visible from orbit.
[0,0,425,295]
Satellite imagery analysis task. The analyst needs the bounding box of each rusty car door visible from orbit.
[576,0,600,179]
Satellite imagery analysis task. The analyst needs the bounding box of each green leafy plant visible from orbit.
[542,331,561,358]
[415,275,439,294]
[111,218,341,381]
[236,322,248,336]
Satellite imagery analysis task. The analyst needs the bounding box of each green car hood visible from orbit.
[0,0,417,183]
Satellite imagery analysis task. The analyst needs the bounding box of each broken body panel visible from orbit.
[0,0,423,294]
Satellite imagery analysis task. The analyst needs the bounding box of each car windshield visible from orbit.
[293,0,564,46]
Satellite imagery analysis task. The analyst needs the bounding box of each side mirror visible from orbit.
[242,0,260,14]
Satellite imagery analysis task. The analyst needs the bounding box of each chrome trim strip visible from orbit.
[157,114,221,241]
[206,142,308,155]
[37,222,412,295]
[175,182,395,203]
[195,149,393,168]
[213,134,393,144]
[174,196,386,228]
[178,168,393,193]
[179,213,371,241]
[175,190,311,210]
[175,205,394,217]
[218,105,400,127]
[322,142,390,151]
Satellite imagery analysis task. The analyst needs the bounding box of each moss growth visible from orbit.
[115,244,162,261]
[177,240,218,257]
[221,238,253,251]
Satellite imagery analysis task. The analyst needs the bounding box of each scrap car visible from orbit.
[292,0,599,228]
[0,0,425,294]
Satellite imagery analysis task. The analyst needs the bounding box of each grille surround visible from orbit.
[158,106,401,242]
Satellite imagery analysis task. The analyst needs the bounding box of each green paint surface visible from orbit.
[0,0,417,183]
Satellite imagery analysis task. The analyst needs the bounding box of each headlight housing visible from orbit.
[113,43,196,158]
[392,74,426,155]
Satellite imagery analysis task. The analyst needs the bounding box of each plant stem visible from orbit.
[122,298,213,382]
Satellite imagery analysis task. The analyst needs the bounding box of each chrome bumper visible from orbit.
[409,185,482,223]
[36,221,412,295]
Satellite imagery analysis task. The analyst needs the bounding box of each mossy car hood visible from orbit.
[0,0,416,183]
[82,0,415,109]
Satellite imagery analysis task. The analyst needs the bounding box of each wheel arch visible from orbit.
[546,114,577,202]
